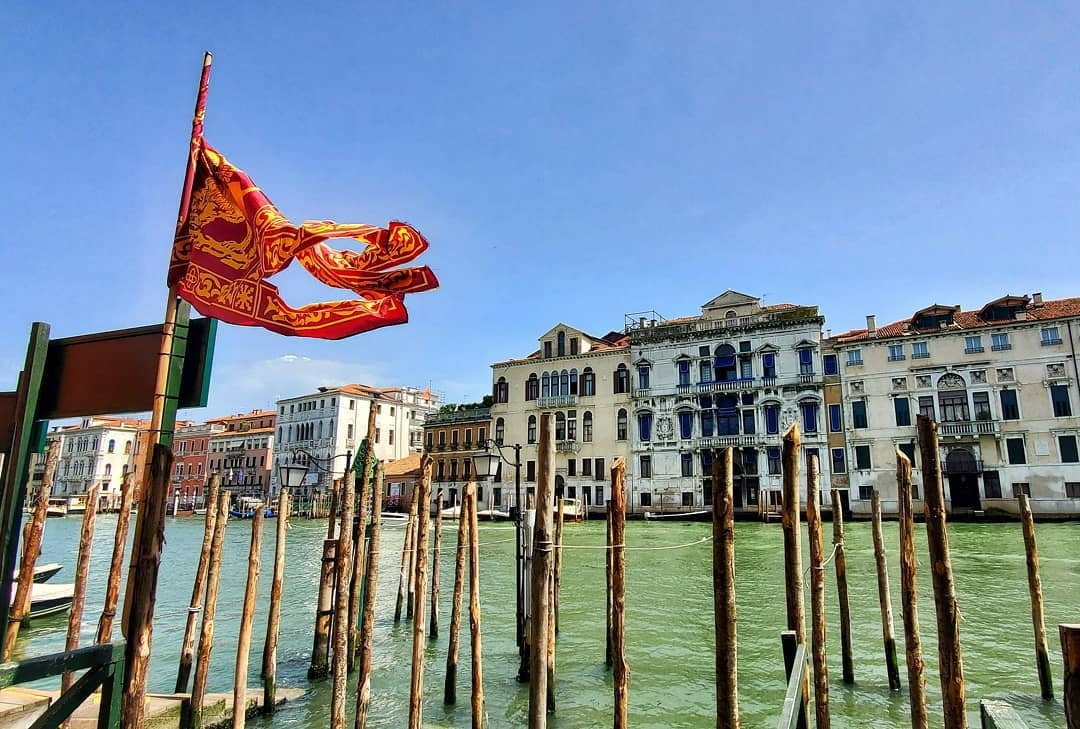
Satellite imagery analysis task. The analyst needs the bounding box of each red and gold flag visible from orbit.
[167,143,438,339]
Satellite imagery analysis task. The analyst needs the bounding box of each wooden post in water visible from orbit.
[309,538,337,679]
[1018,494,1053,700]
[97,472,137,645]
[406,498,419,621]
[430,488,443,639]
[232,507,264,729]
[354,464,385,729]
[871,491,902,692]
[467,483,486,729]
[123,444,173,729]
[805,456,830,729]
[606,501,613,668]
[896,451,927,729]
[407,456,433,729]
[781,423,805,643]
[327,482,340,538]
[395,494,418,622]
[611,458,629,729]
[445,480,469,705]
[188,490,229,729]
[349,460,372,671]
[830,488,854,685]
[547,543,556,714]
[712,449,739,728]
[917,415,967,729]
[176,474,220,692]
[1062,624,1080,729]
[554,497,564,635]
[330,470,356,729]
[61,484,100,707]
[263,489,290,712]
[4,439,58,659]
[529,412,555,728]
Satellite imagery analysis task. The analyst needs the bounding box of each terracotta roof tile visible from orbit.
[384,453,422,477]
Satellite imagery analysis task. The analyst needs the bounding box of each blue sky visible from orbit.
[3,2,1080,418]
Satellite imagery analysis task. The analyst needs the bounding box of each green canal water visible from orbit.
[15,515,1079,728]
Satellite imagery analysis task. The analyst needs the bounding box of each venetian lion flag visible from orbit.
[167,143,438,339]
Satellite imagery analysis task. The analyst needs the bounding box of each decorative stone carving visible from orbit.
[971,370,987,384]
[850,381,865,395]
[892,377,908,391]
[656,415,674,441]
[997,367,1014,382]
[1047,363,1066,379]
[938,373,966,391]
[781,405,798,431]
[916,375,932,388]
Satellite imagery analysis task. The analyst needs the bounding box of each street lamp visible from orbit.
[277,449,354,507]
[472,438,526,680]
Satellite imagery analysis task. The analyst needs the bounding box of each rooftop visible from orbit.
[384,453,422,478]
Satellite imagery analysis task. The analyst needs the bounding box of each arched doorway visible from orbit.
[945,448,981,510]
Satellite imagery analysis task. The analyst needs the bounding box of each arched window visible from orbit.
[570,369,578,395]
[614,364,629,394]
[494,377,509,403]
[617,408,628,440]
[638,412,653,442]
[541,372,550,398]
[104,464,112,477]
[107,439,115,453]
[560,370,570,396]
[678,410,694,439]
[583,411,593,442]
[714,344,737,382]
[557,330,566,357]
[726,310,738,319]
[318,421,323,439]
[287,425,293,441]
[528,415,537,444]
[555,412,567,440]
[495,417,505,446]
[582,367,595,396]
[525,373,539,401]
[277,427,282,441]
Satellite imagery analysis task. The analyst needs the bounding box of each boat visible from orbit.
[65,495,88,515]
[476,508,511,521]
[229,507,275,519]
[10,562,63,584]
[380,511,408,521]
[440,505,462,520]
[46,498,67,518]
[559,497,586,522]
[193,507,208,516]
[9,583,74,620]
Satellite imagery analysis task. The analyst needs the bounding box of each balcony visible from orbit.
[697,378,754,393]
[944,458,984,475]
[964,347,984,354]
[555,440,580,453]
[888,354,906,361]
[938,420,1000,437]
[911,352,930,359]
[537,394,577,409]
[992,344,1012,352]
[676,384,695,395]
[760,376,777,387]
[797,373,818,385]
[699,435,758,448]
[845,359,863,367]
[1042,337,1063,346]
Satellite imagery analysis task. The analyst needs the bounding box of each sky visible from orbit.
[3,2,1080,419]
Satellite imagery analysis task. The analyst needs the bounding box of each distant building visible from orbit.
[384,453,423,511]
[829,293,1080,517]
[270,384,439,505]
[205,410,276,501]
[628,291,830,516]
[423,406,490,509]
[50,416,145,509]
[490,324,631,514]
[171,422,225,510]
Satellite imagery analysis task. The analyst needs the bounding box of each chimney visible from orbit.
[866,315,877,337]
[639,317,646,329]
[1033,292,1044,306]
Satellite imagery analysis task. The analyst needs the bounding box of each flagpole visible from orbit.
[122,51,212,729]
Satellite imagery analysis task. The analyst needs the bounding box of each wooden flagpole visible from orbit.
[122,51,212,729]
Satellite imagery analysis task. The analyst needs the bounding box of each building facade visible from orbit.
[490,324,631,513]
[270,384,439,504]
[50,416,145,509]
[423,406,490,509]
[829,293,1080,517]
[206,410,276,501]
[171,422,225,510]
[628,291,831,515]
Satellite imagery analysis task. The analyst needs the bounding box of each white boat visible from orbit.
[380,512,408,521]
[558,497,586,522]
[193,507,208,516]
[46,498,67,518]
[476,508,511,521]
[9,583,74,620]
[440,505,462,520]
[66,495,88,515]
[10,562,63,583]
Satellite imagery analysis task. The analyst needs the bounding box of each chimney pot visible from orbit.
[866,315,877,336]
[1033,292,1044,305]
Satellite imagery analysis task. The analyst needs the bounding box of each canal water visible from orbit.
[15,514,1078,728]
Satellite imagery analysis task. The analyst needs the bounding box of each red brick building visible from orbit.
[170,422,225,511]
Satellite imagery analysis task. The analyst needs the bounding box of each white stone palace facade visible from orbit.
[628,291,830,515]
[489,324,631,513]
[50,416,145,509]
[827,293,1080,518]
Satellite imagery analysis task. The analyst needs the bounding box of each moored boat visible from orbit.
[9,583,74,620]
[9,562,63,583]
[46,498,67,518]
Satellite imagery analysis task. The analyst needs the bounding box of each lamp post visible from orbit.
[277,448,354,515]
[472,438,525,675]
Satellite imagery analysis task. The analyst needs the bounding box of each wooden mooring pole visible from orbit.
[176,474,220,692]
[407,456,432,729]
[712,448,738,729]
[354,464,385,729]
[917,414,967,729]
[780,423,805,642]
[467,483,486,729]
[529,412,555,728]
[406,496,419,621]
[61,484,100,711]
[606,501,613,668]
[330,470,356,729]
[349,451,373,671]
[805,456,830,729]
[430,488,443,640]
[554,497,564,636]
[872,491,902,692]
[896,451,928,729]
[1062,624,1080,729]
[186,490,229,729]
[395,494,418,623]
[97,472,137,645]
[263,489,290,712]
[232,507,265,729]
[831,488,854,685]
[444,479,469,705]
[5,439,58,660]
[309,537,337,679]
[1018,493,1053,700]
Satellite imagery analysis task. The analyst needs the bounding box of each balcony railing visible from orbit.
[938,420,1000,436]
[536,394,577,408]
[699,435,758,448]
[911,352,930,359]
[797,373,817,385]
[965,346,984,354]
[676,384,694,394]
[944,458,984,475]
[888,354,906,361]
[761,376,777,387]
[555,440,580,452]
[992,343,1012,352]
[1042,337,1063,346]
[697,378,753,393]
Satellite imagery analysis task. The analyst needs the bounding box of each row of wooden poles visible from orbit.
[709,413,1080,729]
